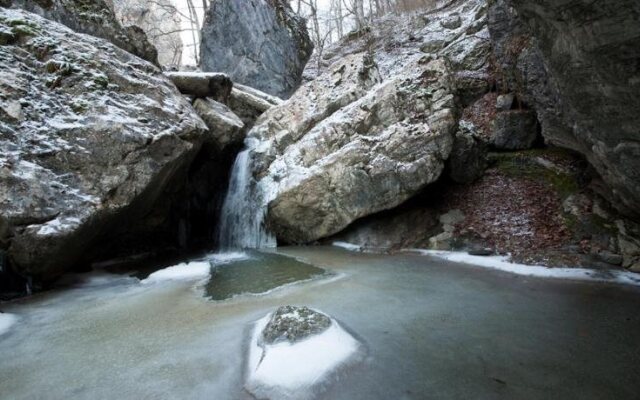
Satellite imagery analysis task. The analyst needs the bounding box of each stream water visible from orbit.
[1,247,639,400]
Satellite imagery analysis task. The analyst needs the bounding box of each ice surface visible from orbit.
[332,241,362,252]
[0,313,17,337]
[246,312,361,400]
[141,261,212,284]
[412,250,640,286]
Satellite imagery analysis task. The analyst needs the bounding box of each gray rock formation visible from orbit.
[165,72,233,101]
[490,110,539,150]
[449,120,487,183]
[7,0,158,64]
[0,9,207,281]
[199,0,313,98]
[261,306,331,345]
[488,0,640,218]
[193,99,244,152]
[328,208,440,251]
[245,0,491,244]
[228,83,283,129]
[253,54,456,243]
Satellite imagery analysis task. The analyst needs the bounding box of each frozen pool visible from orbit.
[0,247,639,399]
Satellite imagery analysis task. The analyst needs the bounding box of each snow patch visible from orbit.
[246,312,361,400]
[0,313,17,337]
[410,250,640,286]
[141,261,211,284]
[332,241,362,252]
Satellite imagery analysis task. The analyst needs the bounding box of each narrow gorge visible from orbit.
[1,0,639,399]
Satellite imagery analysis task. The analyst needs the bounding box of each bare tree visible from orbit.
[111,0,184,67]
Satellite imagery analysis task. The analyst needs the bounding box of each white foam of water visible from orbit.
[332,241,362,252]
[0,313,17,337]
[410,250,640,286]
[141,261,212,284]
[246,312,360,400]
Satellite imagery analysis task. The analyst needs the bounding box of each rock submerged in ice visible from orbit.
[246,306,361,400]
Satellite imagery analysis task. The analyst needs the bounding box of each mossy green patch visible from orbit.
[489,148,580,199]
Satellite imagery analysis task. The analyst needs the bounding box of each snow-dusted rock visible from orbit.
[251,53,456,243]
[7,0,158,64]
[200,0,313,98]
[193,98,245,152]
[0,9,207,281]
[238,0,493,244]
[246,307,361,400]
[228,83,283,129]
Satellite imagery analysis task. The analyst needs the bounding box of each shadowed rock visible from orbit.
[165,72,233,102]
[200,0,313,98]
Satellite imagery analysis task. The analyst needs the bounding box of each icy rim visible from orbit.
[408,249,640,287]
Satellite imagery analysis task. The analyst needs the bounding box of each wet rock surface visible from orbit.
[261,306,331,345]
[200,0,313,98]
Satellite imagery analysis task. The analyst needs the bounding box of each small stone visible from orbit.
[596,251,623,266]
[628,262,640,273]
[496,93,515,111]
[468,248,494,256]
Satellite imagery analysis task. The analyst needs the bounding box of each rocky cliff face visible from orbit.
[6,0,158,64]
[200,0,313,98]
[488,0,640,218]
[0,8,203,282]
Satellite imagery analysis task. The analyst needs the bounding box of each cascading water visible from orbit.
[217,139,276,250]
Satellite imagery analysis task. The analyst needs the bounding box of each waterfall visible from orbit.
[218,140,276,250]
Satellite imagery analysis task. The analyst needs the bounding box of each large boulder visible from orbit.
[488,0,640,218]
[227,0,492,245]
[7,0,158,64]
[200,0,313,98]
[0,9,207,281]
[251,54,457,243]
